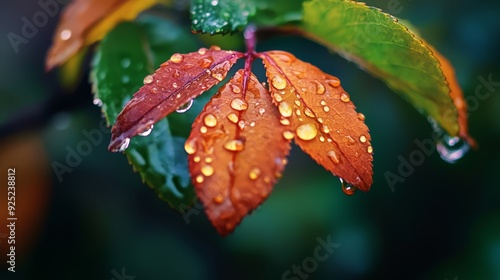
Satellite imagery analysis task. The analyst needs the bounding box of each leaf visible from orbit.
[91,17,198,210]
[108,47,244,151]
[190,0,256,34]
[46,0,166,70]
[261,51,373,190]
[185,70,292,235]
[301,0,472,144]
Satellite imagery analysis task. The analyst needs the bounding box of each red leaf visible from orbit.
[185,70,292,235]
[261,51,373,191]
[109,47,244,151]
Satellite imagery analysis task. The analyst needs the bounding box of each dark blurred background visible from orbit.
[0,0,499,279]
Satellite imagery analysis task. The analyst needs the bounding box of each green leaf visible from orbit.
[91,16,199,210]
[190,0,256,34]
[302,0,461,137]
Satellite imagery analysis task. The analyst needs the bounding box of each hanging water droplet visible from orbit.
[203,113,217,127]
[176,99,194,113]
[224,139,245,151]
[170,53,183,63]
[184,139,196,154]
[138,125,154,137]
[117,138,130,152]
[278,102,293,117]
[296,124,318,141]
[436,135,470,163]
[328,78,341,88]
[249,167,261,180]
[340,92,350,102]
[143,75,154,84]
[93,98,103,107]
[340,178,357,196]
[198,47,207,55]
[272,76,287,89]
[367,145,374,154]
[357,113,365,121]
[315,81,326,94]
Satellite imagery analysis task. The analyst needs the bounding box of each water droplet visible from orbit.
[118,138,130,152]
[294,100,301,107]
[250,121,256,127]
[367,146,373,154]
[193,156,201,163]
[60,29,72,41]
[214,194,224,204]
[258,108,266,115]
[121,58,131,69]
[296,124,318,141]
[315,81,326,94]
[249,167,261,180]
[227,113,239,123]
[295,109,301,116]
[172,82,179,88]
[340,92,350,102]
[231,84,241,94]
[170,53,183,63]
[203,113,217,127]
[346,136,356,145]
[278,102,293,117]
[320,100,327,106]
[230,98,248,111]
[340,178,357,196]
[195,175,204,183]
[238,120,246,130]
[211,72,224,81]
[198,48,207,55]
[201,165,214,176]
[93,98,103,107]
[272,76,287,89]
[319,136,325,142]
[317,117,324,124]
[357,113,365,121]
[323,106,330,112]
[322,125,330,134]
[199,57,213,68]
[327,150,340,164]
[200,126,208,133]
[282,130,294,140]
[328,78,341,88]
[176,99,193,113]
[184,139,196,154]
[210,45,221,51]
[273,93,283,102]
[143,75,154,84]
[280,119,290,126]
[173,70,180,78]
[224,139,244,151]
[304,107,315,118]
[359,135,367,143]
[138,125,154,137]
[436,135,470,163]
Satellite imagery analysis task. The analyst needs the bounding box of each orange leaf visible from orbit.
[109,47,243,151]
[261,51,373,191]
[185,70,291,235]
[45,0,161,70]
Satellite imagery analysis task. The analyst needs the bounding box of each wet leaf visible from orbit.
[108,47,244,151]
[91,18,198,210]
[261,51,373,190]
[186,70,292,235]
[302,0,472,144]
[190,0,256,34]
[46,0,167,70]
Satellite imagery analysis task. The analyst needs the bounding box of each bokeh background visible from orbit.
[1,0,499,279]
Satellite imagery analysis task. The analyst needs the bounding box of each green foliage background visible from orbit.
[0,0,499,279]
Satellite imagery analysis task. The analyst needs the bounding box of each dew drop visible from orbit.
[340,92,350,102]
[319,136,325,142]
[296,124,318,141]
[323,106,330,112]
[322,125,330,134]
[367,145,373,154]
[315,81,326,94]
[231,84,241,94]
[320,100,327,106]
[184,139,196,154]
[203,113,217,127]
[176,99,193,113]
[436,135,470,164]
[214,194,224,204]
[172,82,178,88]
[238,120,246,130]
[193,156,201,163]
[227,113,239,123]
[250,121,256,127]
[359,135,367,143]
[195,175,204,183]
[200,126,208,133]
[273,93,283,102]
[210,45,221,51]
[199,57,213,68]
[327,150,340,164]
[295,109,301,116]
[328,78,341,88]
[272,76,287,90]
[249,167,261,180]
[201,165,214,176]
[60,29,72,41]
[304,107,315,118]
[170,53,183,63]
[280,119,290,126]
[282,130,294,140]
[224,140,245,151]
[258,108,266,115]
[230,98,248,111]
[172,70,180,78]
[294,100,301,107]
[357,113,365,121]
[198,47,207,55]
[138,125,154,137]
[211,72,224,81]
[93,98,103,107]
[118,138,130,152]
[317,117,324,124]
[143,75,154,84]
[278,102,293,117]
[346,136,356,145]
[340,178,357,196]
